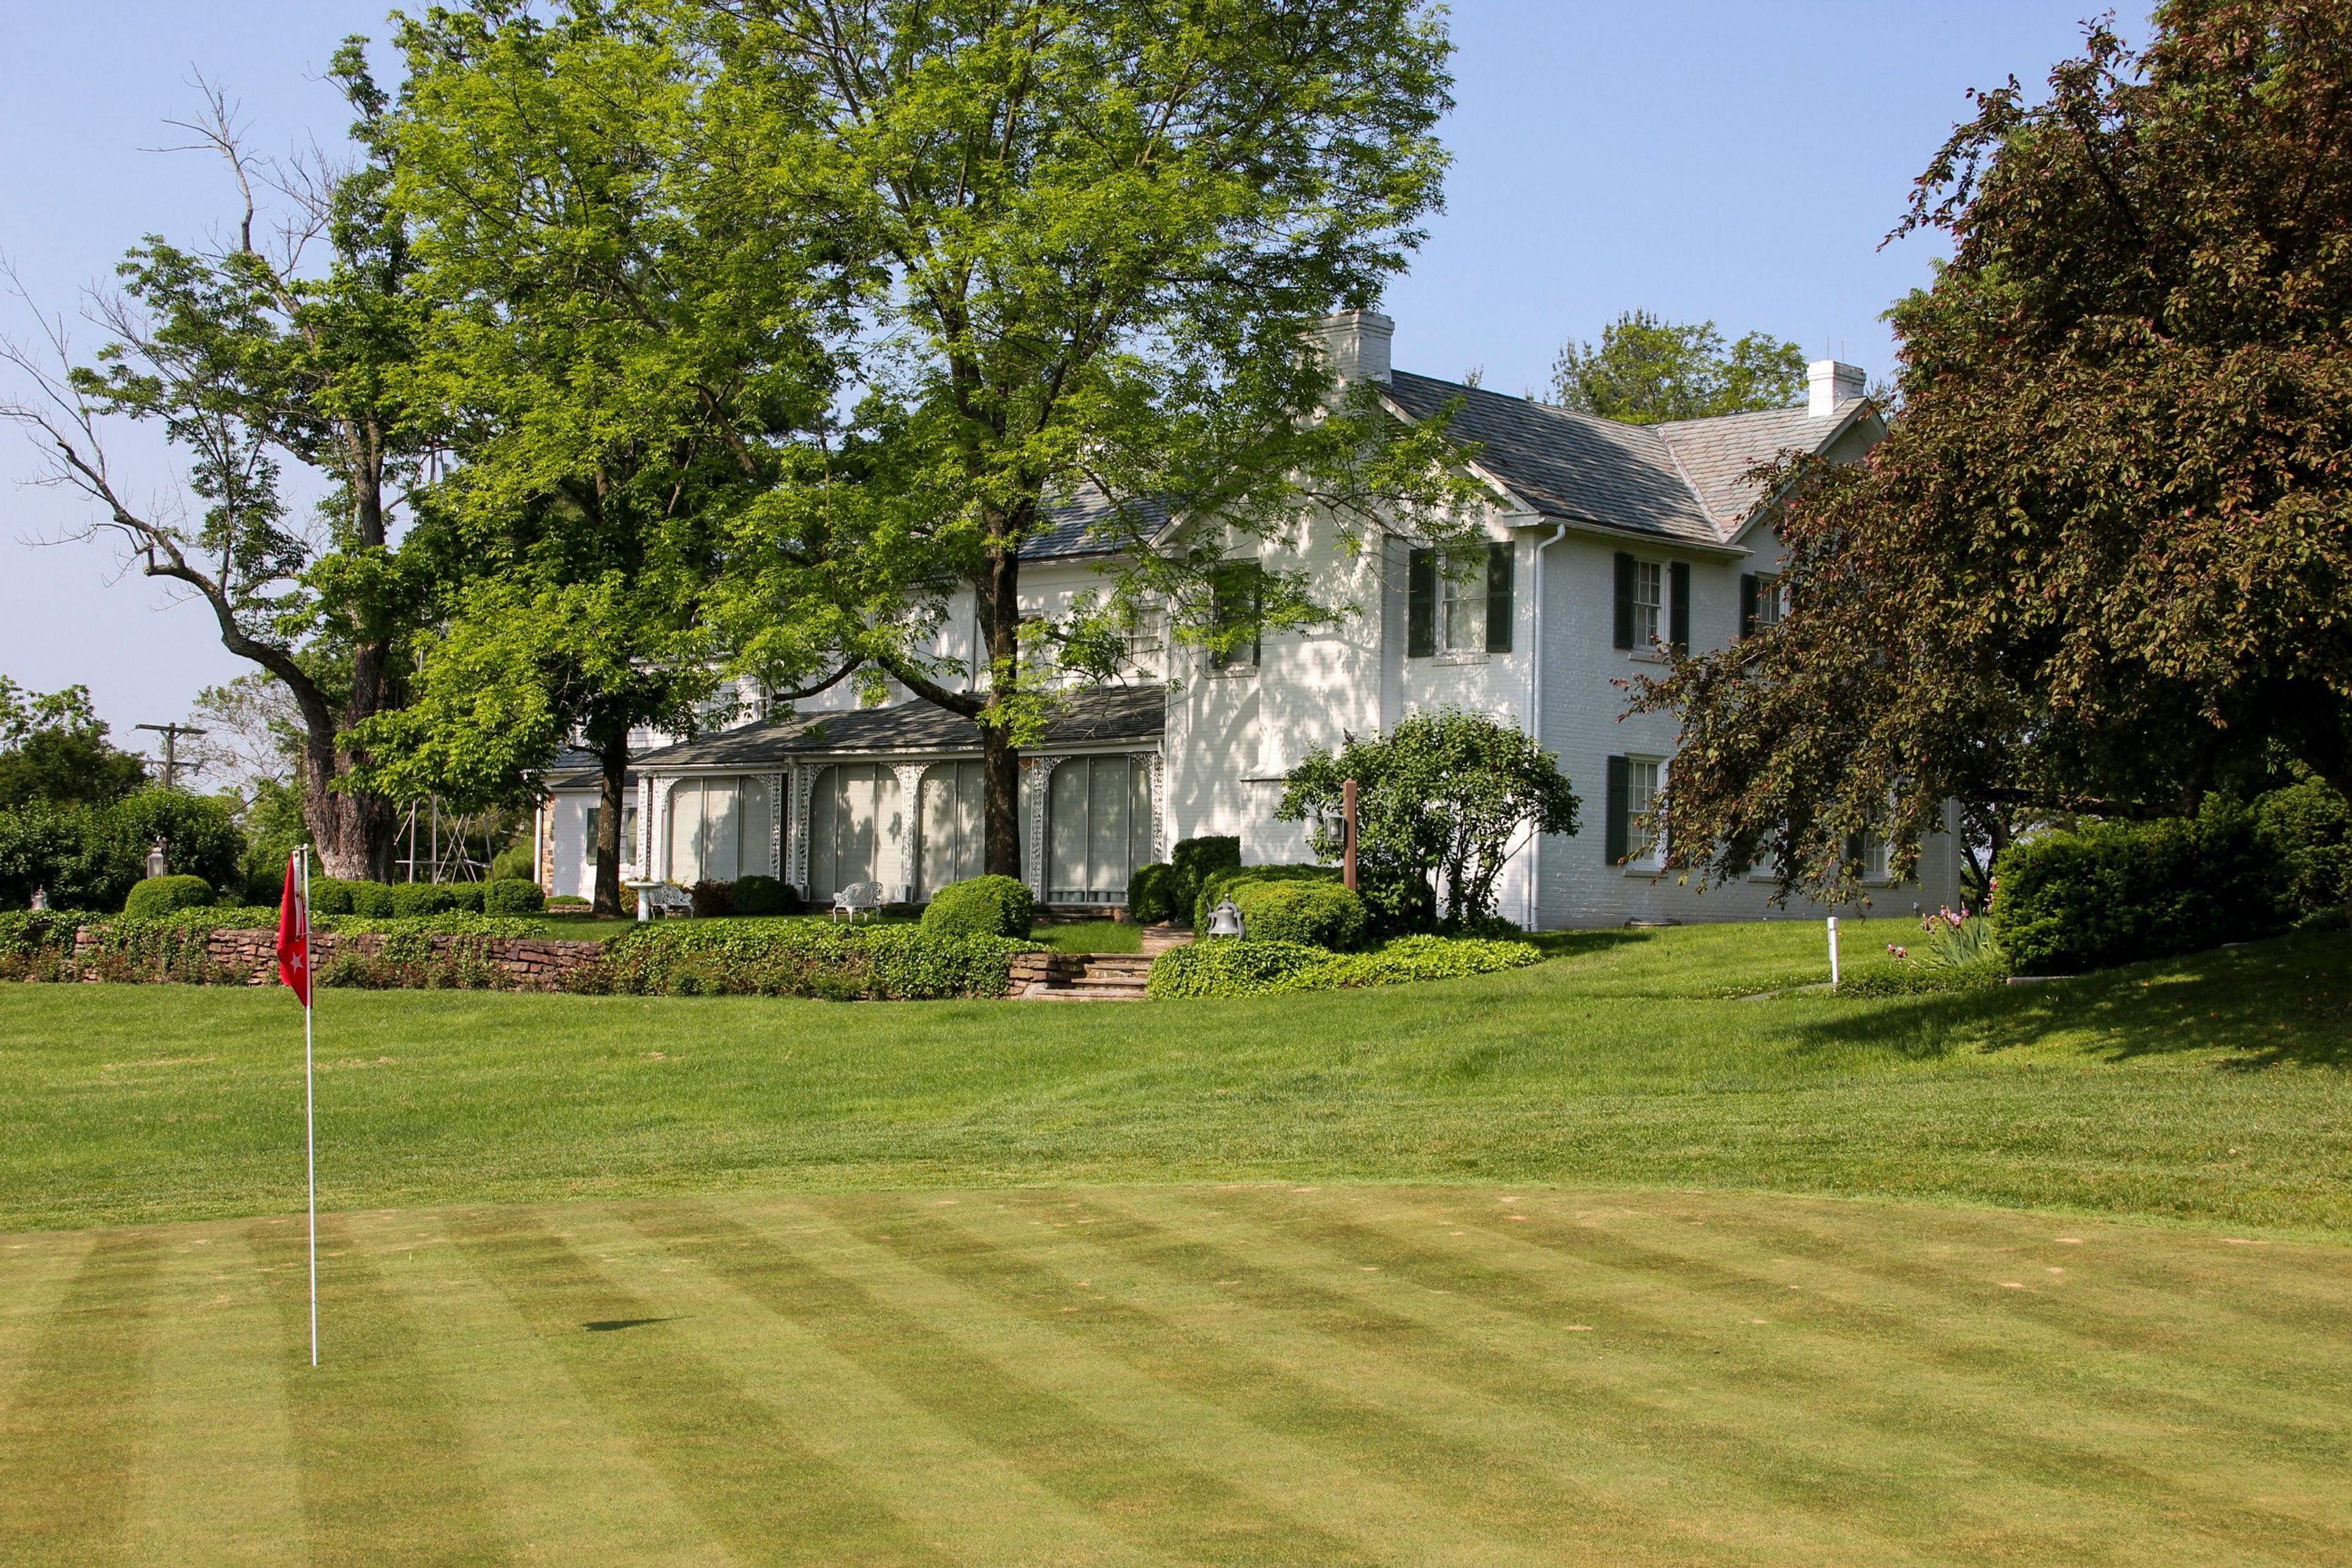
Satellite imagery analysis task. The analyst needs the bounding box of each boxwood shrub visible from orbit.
[1193,864,1342,934]
[1993,797,2286,974]
[482,877,548,916]
[1126,862,1180,924]
[1232,878,1368,951]
[1144,938,1328,998]
[390,881,463,918]
[1168,835,1240,924]
[921,875,1036,939]
[730,875,801,916]
[123,874,214,918]
[584,918,1036,1000]
[2258,776,2351,921]
[310,878,399,918]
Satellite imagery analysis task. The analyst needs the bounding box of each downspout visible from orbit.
[1524,522,1569,929]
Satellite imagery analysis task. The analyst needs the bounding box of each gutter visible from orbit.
[1523,521,1569,929]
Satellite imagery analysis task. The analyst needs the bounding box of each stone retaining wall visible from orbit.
[65,925,608,992]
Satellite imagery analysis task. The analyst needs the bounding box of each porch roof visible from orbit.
[629,684,1166,772]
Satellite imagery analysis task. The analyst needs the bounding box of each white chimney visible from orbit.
[1311,308,1393,386]
[1808,358,1866,418]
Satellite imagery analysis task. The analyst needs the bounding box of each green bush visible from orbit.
[312,878,399,918]
[1993,797,2286,974]
[0,787,245,911]
[1233,878,1368,950]
[2258,776,2352,921]
[548,894,590,910]
[1168,835,1241,924]
[586,918,1035,999]
[482,878,547,916]
[1193,863,1338,933]
[390,881,462,918]
[691,880,736,918]
[122,874,214,918]
[921,875,1036,939]
[1127,861,1180,923]
[314,913,534,938]
[729,875,799,916]
[451,883,487,914]
[1144,938,1328,998]
[1145,933,1542,998]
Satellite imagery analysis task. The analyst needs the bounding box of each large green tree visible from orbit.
[1549,311,1807,424]
[1633,2,2352,903]
[706,0,1469,877]
[0,679,148,809]
[1,52,437,879]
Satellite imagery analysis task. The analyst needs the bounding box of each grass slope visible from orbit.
[4,1185,2350,1566]
[0,921,2346,1237]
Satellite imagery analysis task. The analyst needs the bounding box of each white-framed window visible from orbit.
[1625,756,1664,869]
[584,804,641,875]
[1439,549,1485,652]
[1629,561,1663,649]
[1858,832,1893,884]
[1754,573,1783,631]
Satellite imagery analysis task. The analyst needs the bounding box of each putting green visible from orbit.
[5,1183,2347,1566]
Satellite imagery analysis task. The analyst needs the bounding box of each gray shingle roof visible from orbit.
[1381,371,1865,546]
[1019,484,1172,560]
[631,684,1164,771]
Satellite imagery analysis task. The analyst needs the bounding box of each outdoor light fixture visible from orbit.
[1207,899,1245,938]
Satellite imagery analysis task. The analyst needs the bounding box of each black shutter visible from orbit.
[1407,548,1436,657]
[1605,756,1629,865]
[1612,552,1635,649]
[1485,541,1514,653]
[1248,580,1262,668]
[1669,562,1691,655]
[1740,573,1758,638]
[1844,833,1864,870]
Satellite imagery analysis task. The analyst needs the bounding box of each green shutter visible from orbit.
[1407,548,1436,657]
[1485,541,1514,653]
[1669,562,1691,655]
[1612,552,1635,649]
[1605,756,1629,865]
[1740,573,1758,638]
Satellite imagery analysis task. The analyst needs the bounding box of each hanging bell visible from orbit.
[1206,898,1245,938]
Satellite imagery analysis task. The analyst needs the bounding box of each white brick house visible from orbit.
[537,311,1965,927]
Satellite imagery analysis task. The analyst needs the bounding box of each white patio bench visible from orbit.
[831,881,886,923]
[625,880,695,921]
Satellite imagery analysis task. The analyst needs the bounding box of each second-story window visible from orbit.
[1613,552,1690,655]
[1629,562,1662,647]
[1408,541,1514,657]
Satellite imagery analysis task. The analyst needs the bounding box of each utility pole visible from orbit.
[134,722,208,790]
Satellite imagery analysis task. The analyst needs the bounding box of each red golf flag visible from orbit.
[276,851,311,1006]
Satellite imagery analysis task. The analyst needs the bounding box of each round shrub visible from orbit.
[309,876,356,916]
[730,875,799,916]
[920,875,1036,939]
[482,877,548,916]
[1127,862,1178,923]
[390,881,461,918]
[449,883,486,914]
[1193,864,1341,933]
[123,874,214,918]
[2258,777,2351,921]
[691,880,736,918]
[1168,835,1240,924]
[1234,878,1368,951]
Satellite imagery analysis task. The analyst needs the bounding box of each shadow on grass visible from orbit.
[1523,929,1654,962]
[1787,930,2352,1071]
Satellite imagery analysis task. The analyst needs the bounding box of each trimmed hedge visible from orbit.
[1193,863,1343,935]
[1127,862,1180,923]
[1232,878,1368,950]
[390,882,465,918]
[2259,777,2352,920]
[123,874,214,918]
[1168,835,1241,924]
[482,877,548,916]
[921,875,1036,939]
[1145,933,1542,998]
[584,918,1036,999]
[310,878,396,918]
[730,875,800,916]
[1993,798,2285,974]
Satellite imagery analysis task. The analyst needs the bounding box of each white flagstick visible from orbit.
[303,847,318,1368]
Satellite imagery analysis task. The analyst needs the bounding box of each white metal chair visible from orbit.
[831,881,885,922]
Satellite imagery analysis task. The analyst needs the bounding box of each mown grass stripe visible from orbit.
[940,1189,1933,1567]
[1177,1186,2352,1564]
[627,1197,1418,1568]
[248,1215,514,1567]
[0,1230,93,1422]
[0,1229,163,1567]
[120,1225,306,1567]
[448,1207,951,1568]
[358,1213,739,1568]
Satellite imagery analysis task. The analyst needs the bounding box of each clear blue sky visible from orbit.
[0,1,2147,750]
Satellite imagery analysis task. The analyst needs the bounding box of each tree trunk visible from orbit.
[981,720,1023,881]
[593,742,630,918]
[978,543,1026,881]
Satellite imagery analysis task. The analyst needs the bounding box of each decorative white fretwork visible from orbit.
[786,764,816,892]
[765,772,785,879]
[889,762,927,900]
[1025,754,1068,899]
[633,774,650,880]
[650,777,684,883]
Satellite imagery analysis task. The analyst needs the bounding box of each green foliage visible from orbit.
[2258,777,2352,920]
[587,919,1035,1000]
[483,878,548,916]
[1549,311,1807,424]
[1167,837,1241,925]
[314,913,534,938]
[311,877,400,918]
[1232,879,1368,951]
[1146,933,1540,997]
[123,875,215,918]
[728,876,799,917]
[0,678,148,808]
[690,881,736,918]
[1994,799,2287,974]
[548,894,590,909]
[1126,862,1179,924]
[1280,710,1577,929]
[921,876,1037,940]
[1193,864,1336,934]
[0,788,244,911]
[391,883,464,918]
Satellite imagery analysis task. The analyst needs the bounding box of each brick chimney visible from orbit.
[1310,308,1393,386]
[1808,358,1866,418]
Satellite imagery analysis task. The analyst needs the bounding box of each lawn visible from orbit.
[3,920,2350,1564]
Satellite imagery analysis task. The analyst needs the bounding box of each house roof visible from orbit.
[629,683,1165,771]
[1380,370,1868,546]
[1020,484,1172,560]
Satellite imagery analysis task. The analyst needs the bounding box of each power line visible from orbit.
[134,722,208,790]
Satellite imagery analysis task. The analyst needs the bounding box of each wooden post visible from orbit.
[1342,778,1358,892]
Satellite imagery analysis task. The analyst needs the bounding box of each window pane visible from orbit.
[703,780,740,885]
[957,763,984,882]
[843,766,877,890]
[1627,761,1659,861]
[1633,562,1662,647]
[666,781,703,885]
[1088,757,1128,900]
[919,769,954,897]
[1049,761,1088,900]
[1440,551,1485,650]
[738,775,775,877]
